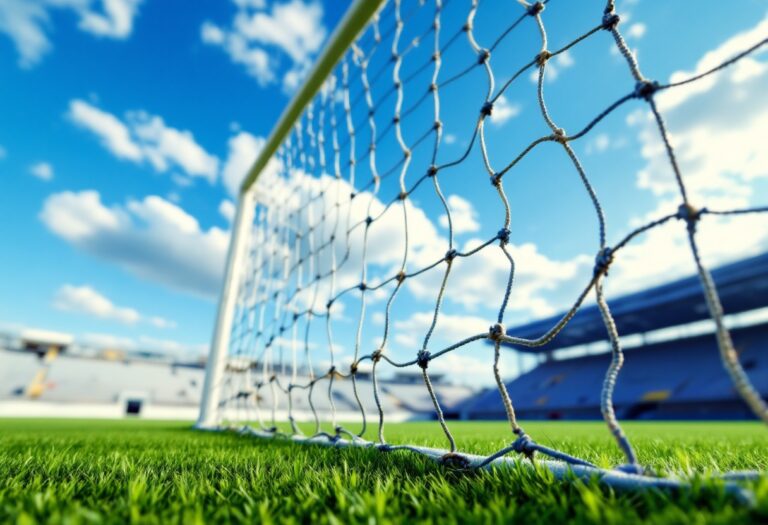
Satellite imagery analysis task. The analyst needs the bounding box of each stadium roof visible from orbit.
[504,252,768,353]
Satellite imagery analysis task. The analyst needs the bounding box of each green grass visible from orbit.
[0,419,766,524]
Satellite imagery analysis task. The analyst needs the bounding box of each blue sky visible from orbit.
[0,0,766,381]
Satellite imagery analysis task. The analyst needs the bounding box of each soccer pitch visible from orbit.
[0,420,766,523]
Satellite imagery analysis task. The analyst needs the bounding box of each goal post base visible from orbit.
[209,425,758,506]
[192,421,220,431]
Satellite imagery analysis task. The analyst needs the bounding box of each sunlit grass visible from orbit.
[0,419,766,524]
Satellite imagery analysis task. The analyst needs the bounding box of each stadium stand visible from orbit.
[453,253,768,421]
[0,350,40,397]
[503,252,768,351]
[0,349,204,411]
[455,324,767,420]
[0,345,472,421]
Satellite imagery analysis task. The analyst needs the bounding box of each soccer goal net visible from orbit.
[198,0,767,496]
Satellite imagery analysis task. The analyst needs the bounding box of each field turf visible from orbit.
[0,419,766,524]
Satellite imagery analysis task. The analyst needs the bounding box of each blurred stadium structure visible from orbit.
[0,329,206,419]
[3,251,765,422]
[0,329,471,421]
[454,251,768,421]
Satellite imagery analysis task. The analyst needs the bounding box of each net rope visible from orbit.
[214,0,768,478]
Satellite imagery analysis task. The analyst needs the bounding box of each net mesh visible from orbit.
[213,0,768,474]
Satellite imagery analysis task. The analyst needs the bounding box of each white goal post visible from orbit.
[196,0,767,500]
[197,0,386,430]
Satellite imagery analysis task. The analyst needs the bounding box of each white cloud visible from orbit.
[54,284,140,324]
[438,195,480,234]
[201,0,327,91]
[68,99,219,182]
[610,14,768,295]
[427,350,516,386]
[41,190,122,239]
[584,133,626,155]
[219,199,236,222]
[68,99,143,162]
[393,311,489,350]
[628,16,768,203]
[555,49,574,68]
[75,0,143,38]
[171,174,194,188]
[232,0,324,63]
[0,0,142,68]
[489,95,520,126]
[627,22,646,40]
[149,316,177,329]
[202,21,272,84]
[129,111,219,182]
[281,61,312,92]
[656,15,768,113]
[221,130,264,196]
[407,239,591,319]
[0,1,49,68]
[240,168,443,316]
[390,312,518,385]
[30,162,54,181]
[40,191,230,298]
[201,21,226,44]
[243,162,592,327]
[607,213,768,298]
[53,284,177,328]
[591,134,610,153]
